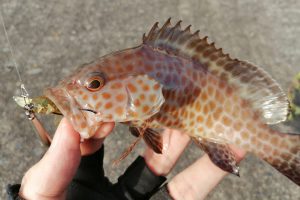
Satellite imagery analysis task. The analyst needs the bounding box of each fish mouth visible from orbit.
[44,87,75,118]
[44,87,98,116]
[44,86,103,138]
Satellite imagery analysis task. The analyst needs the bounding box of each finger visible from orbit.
[80,122,115,156]
[92,122,115,139]
[144,129,191,176]
[229,144,247,162]
[168,149,246,200]
[20,118,81,199]
[80,138,104,156]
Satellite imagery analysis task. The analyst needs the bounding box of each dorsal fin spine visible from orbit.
[157,18,171,38]
[184,25,192,33]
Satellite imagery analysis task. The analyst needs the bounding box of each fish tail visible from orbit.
[252,129,300,185]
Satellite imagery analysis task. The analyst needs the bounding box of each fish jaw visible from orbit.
[44,85,100,139]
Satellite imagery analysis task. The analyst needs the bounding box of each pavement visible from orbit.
[1,0,300,199]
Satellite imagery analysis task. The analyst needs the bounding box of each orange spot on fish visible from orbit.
[192,73,198,82]
[111,82,122,89]
[203,104,209,114]
[213,107,222,120]
[137,79,143,85]
[83,95,88,101]
[246,122,256,133]
[115,106,124,116]
[105,102,113,109]
[226,87,233,96]
[106,114,113,120]
[201,92,208,101]
[215,124,224,133]
[233,121,243,131]
[139,94,145,100]
[153,83,160,91]
[205,115,213,128]
[281,152,292,161]
[222,116,232,126]
[134,99,141,107]
[193,87,201,96]
[241,131,249,139]
[149,94,156,102]
[271,137,279,145]
[95,102,102,110]
[200,79,207,87]
[74,113,81,120]
[124,54,133,60]
[145,64,153,71]
[129,110,139,118]
[195,101,201,111]
[126,64,134,71]
[189,121,195,126]
[143,105,150,113]
[142,85,150,91]
[92,94,98,100]
[127,83,137,93]
[218,80,226,89]
[181,76,187,85]
[208,101,216,110]
[164,104,170,112]
[196,115,203,122]
[207,86,214,94]
[116,94,125,101]
[189,112,195,118]
[80,122,87,129]
[263,144,272,152]
[102,92,111,99]
[197,127,204,133]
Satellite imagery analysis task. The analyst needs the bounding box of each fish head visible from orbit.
[44,63,164,138]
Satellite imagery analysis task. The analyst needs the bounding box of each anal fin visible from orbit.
[193,137,240,176]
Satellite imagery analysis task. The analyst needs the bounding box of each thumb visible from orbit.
[20,118,81,199]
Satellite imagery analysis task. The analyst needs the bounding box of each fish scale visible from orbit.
[30,19,299,185]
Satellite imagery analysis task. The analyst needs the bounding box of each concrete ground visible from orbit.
[1,0,300,199]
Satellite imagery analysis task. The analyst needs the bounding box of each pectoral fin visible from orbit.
[129,126,163,154]
[143,128,163,154]
[193,137,240,176]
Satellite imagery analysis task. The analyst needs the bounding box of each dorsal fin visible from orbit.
[143,19,289,124]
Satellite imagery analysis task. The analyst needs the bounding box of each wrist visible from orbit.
[19,189,66,200]
[143,149,173,176]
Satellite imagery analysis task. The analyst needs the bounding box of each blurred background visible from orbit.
[1,0,300,199]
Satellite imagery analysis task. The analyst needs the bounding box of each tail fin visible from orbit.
[256,131,300,185]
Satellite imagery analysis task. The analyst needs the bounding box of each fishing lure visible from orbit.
[14,19,300,186]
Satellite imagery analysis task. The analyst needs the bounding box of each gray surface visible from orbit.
[1,0,300,199]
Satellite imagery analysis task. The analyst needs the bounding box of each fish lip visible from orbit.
[44,86,80,119]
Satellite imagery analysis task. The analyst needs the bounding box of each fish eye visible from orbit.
[85,76,105,91]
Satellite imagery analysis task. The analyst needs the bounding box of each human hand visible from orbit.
[143,129,246,200]
[167,145,246,200]
[19,118,114,200]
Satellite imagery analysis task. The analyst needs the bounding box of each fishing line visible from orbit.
[0,10,29,98]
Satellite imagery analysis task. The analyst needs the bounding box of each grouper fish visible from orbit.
[20,19,300,185]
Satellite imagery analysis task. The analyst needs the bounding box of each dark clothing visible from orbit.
[7,146,173,200]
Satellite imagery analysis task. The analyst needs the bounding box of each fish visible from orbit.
[23,19,300,185]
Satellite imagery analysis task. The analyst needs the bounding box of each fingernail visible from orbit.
[101,123,114,134]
